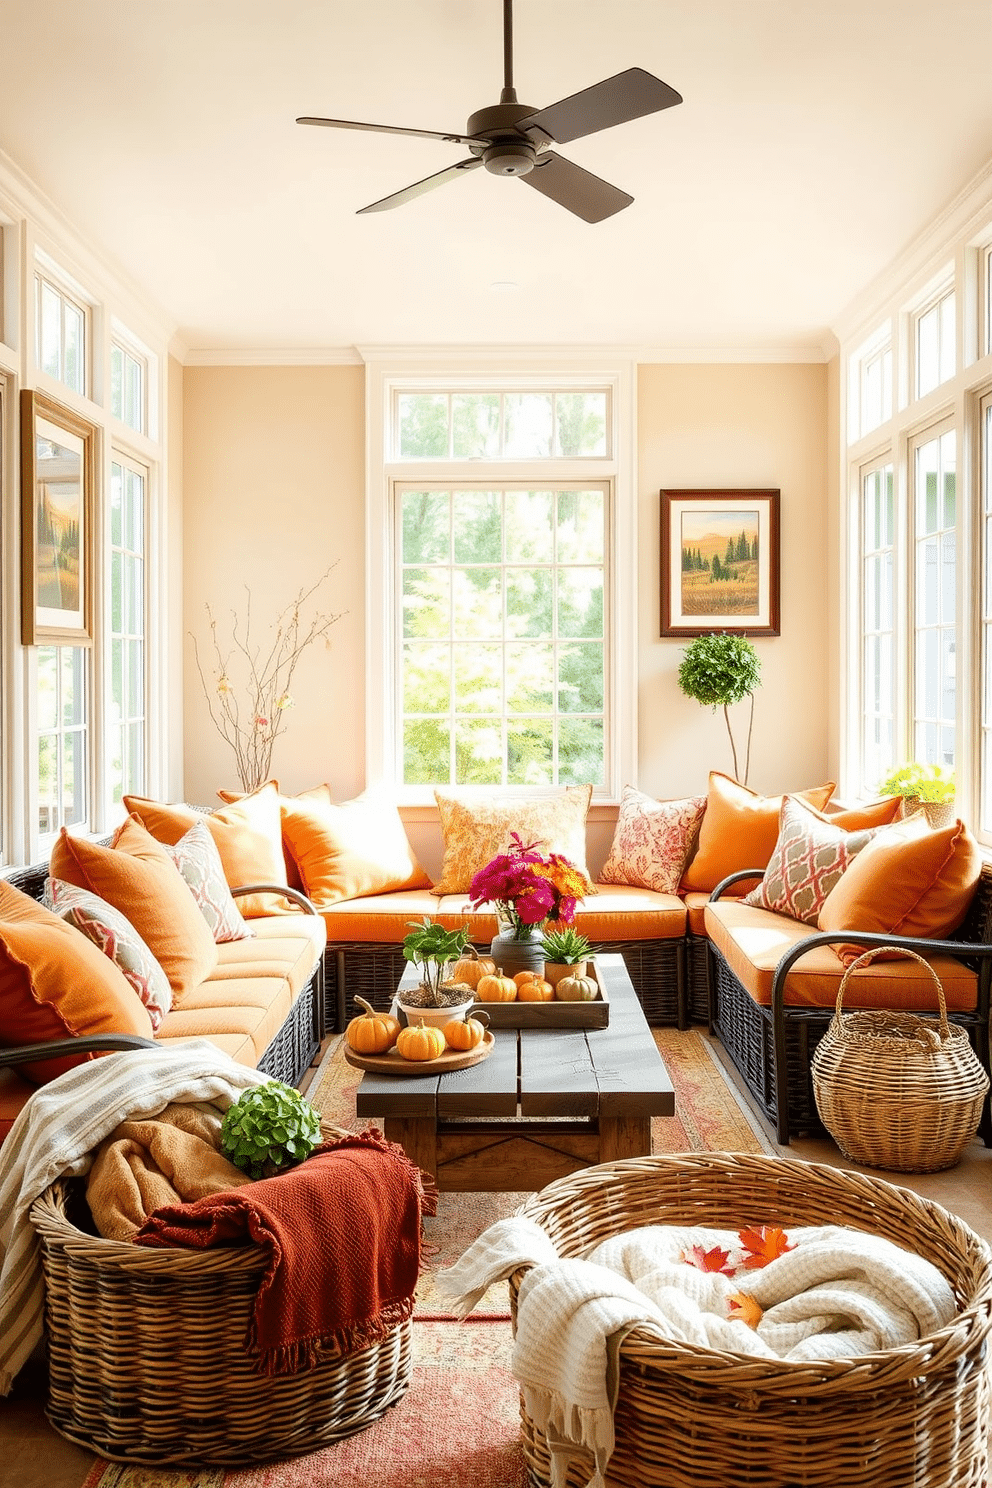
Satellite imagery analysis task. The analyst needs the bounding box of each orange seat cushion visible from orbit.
[817,814,981,963]
[681,772,836,893]
[124,783,295,917]
[51,817,218,1000]
[704,898,977,1012]
[0,879,153,1085]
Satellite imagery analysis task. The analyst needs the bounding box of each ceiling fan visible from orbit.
[297,0,682,223]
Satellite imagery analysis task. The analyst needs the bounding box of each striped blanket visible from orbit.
[0,1040,268,1394]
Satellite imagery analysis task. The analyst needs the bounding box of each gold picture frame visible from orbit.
[20,389,95,646]
[660,487,781,637]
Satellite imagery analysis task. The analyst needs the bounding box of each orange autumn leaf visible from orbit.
[738,1225,795,1269]
[728,1291,763,1328]
[681,1243,735,1277]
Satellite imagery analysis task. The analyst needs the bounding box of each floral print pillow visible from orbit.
[599,787,707,894]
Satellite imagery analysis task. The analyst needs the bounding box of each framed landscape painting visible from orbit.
[20,390,95,646]
[660,488,780,637]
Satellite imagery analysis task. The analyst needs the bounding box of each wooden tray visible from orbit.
[343,1031,495,1077]
[472,961,610,1029]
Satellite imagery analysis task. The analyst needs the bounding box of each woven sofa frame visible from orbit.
[322,934,685,1033]
[706,863,992,1146]
[0,858,324,1090]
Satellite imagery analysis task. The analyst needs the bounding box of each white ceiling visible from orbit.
[2,0,992,358]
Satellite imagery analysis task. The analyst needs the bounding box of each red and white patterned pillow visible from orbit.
[165,820,255,943]
[599,787,707,894]
[742,794,878,925]
[44,877,172,1030]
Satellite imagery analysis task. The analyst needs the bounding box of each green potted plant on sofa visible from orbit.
[877,762,956,828]
[677,632,762,786]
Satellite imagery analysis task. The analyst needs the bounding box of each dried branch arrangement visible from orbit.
[191,566,342,791]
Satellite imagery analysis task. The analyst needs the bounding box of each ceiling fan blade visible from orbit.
[356,157,484,214]
[518,67,682,145]
[521,151,632,223]
[297,116,486,147]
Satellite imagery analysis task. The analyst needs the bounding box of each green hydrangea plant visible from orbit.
[220,1082,322,1179]
[877,762,955,804]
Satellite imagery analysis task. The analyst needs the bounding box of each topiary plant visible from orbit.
[677,632,762,785]
[220,1082,322,1179]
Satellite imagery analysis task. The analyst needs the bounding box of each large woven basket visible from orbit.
[30,1174,413,1464]
[810,946,990,1172]
[510,1152,992,1488]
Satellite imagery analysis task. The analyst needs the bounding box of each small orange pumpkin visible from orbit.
[396,1019,447,1061]
[346,995,401,1054]
[443,1013,488,1051]
[517,977,554,1002]
[476,971,517,1003]
[513,969,540,988]
[450,949,497,988]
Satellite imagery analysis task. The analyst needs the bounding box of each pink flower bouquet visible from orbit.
[468,832,587,938]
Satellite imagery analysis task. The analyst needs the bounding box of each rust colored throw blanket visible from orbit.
[134,1129,437,1374]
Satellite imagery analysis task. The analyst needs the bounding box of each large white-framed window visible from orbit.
[365,358,636,802]
[35,267,88,396]
[36,645,88,834]
[108,455,147,804]
[858,460,896,795]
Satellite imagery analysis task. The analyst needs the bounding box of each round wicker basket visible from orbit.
[811,946,990,1172]
[510,1151,992,1488]
[31,1171,413,1464]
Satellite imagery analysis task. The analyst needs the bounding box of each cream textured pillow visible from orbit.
[43,877,173,1030]
[742,794,878,925]
[599,787,706,894]
[432,786,593,895]
[164,820,255,943]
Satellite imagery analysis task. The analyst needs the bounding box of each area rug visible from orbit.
[79,1028,769,1488]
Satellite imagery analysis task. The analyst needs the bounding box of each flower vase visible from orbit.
[489,926,545,979]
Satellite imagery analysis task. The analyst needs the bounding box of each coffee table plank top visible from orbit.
[519,1028,600,1117]
[438,1030,519,1117]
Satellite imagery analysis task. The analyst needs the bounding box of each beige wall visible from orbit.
[182,365,366,808]
[181,360,832,866]
[637,363,832,801]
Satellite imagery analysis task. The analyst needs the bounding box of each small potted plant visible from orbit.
[677,632,762,786]
[398,917,476,1026]
[539,925,594,988]
[877,762,956,828]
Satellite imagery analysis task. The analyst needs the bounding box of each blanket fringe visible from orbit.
[320,1127,438,1218]
[247,1292,416,1376]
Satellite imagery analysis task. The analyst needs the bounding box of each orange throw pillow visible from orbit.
[124,783,293,917]
[680,772,836,893]
[818,796,902,830]
[51,818,218,999]
[817,813,981,963]
[280,793,432,905]
[0,879,153,1084]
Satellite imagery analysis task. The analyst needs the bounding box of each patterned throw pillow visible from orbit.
[599,787,707,894]
[432,786,594,895]
[742,795,878,925]
[44,877,172,1030]
[164,820,255,943]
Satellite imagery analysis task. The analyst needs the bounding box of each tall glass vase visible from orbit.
[489,925,545,978]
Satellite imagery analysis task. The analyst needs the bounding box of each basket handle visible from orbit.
[834,945,950,1046]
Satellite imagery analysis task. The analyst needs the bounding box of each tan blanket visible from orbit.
[87,1102,250,1240]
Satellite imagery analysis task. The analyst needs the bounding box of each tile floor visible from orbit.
[1,1030,991,1488]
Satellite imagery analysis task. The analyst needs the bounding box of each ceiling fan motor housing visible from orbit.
[467,100,544,175]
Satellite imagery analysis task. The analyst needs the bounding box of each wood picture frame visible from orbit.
[20,389,95,646]
[660,488,781,637]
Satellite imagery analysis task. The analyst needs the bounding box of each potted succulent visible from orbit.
[540,925,594,988]
[878,762,956,828]
[677,632,762,786]
[398,917,476,1026]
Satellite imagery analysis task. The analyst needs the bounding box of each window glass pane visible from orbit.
[398,393,448,457]
[37,735,57,834]
[454,718,502,784]
[917,303,939,397]
[63,301,83,394]
[62,729,85,825]
[506,567,552,639]
[404,719,449,783]
[506,642,553,712]
[403,642,450,712]
[126,466,144,548]
[40,281,61,379]
[559,642,604,713]
[453,642,501,712]
[37,647,58,731]
[453,567,501,639]
[125,353,143,432]
[913,430,956,771]
[111,345,124,420]
[557,569,604,638]
[402,490,449,563]
[939,294,956,384]
[504,393,552,458]
[452,490,501,564]
[452,393,499,458]
[507,721,553,784]
[559,717,604,786]
[110,461,123,547]
[554,392,607,456]
[861,463,895,794]
[557,489,604,564]
[403,567,449,639]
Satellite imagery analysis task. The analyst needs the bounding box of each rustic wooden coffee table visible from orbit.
[354,953,675,1191]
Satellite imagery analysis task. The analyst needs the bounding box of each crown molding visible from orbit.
[182,345,363,367]
[356,341,830,366]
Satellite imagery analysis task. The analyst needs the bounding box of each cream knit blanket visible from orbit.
[437,1216,957,1488]
[0,1040,268,1394]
